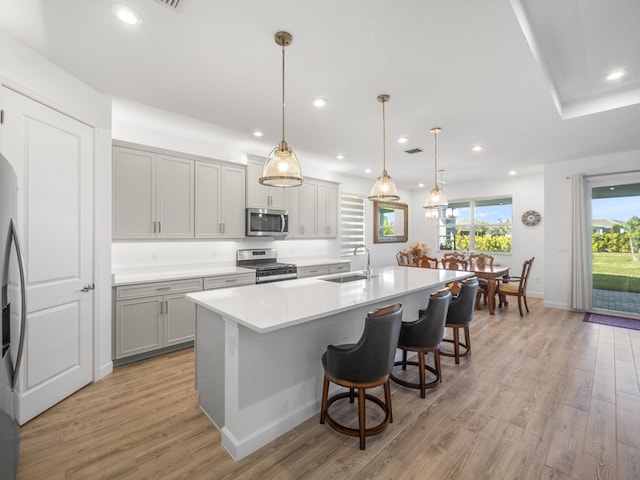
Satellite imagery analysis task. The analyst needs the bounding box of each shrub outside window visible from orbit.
[438,197,512,253]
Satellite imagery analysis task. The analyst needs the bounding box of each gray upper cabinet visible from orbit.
[246,157,286,209]
[113,145,194,239]
[317,181,339,237]
[195,162,246,238]
[286,180,317,237]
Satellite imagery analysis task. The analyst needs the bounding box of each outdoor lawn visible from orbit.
[592,252,640,293]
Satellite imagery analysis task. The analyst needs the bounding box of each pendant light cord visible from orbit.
[433,129,438,186]
[381,99,387,172]
[281,43,286,144]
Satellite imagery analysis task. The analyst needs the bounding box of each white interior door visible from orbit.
[1,87,94,424]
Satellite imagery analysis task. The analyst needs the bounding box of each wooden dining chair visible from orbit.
[497,257,534,317]
[441,257,468,270]
[396,251,409,266]
[443,252,466,262]
[414,255,438,269]
[441,257,468,296]
[468,253,494,307]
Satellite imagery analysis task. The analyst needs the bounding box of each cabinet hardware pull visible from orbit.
[225,279,237,283]
[158,221,161,233]
[160,301,164,315]
[165,300,169,313]
[156,286,171,291]
[81,283,95,292]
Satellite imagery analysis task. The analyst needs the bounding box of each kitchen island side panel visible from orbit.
[200,288,432,460]
[195,306,226,428]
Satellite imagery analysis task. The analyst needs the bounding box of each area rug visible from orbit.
[583,312,640,331]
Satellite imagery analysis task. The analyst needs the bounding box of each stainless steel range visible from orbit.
[236,248,297,284]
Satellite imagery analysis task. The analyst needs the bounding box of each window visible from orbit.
[340,193,365,257]
[438,197,512,253]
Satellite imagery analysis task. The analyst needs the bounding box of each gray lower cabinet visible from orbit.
[114,278,203,360]
[114,272,256,362]
[297,262,350,279]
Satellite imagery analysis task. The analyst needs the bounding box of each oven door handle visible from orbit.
[281,214,286,233]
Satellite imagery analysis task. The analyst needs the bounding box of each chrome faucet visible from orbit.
[353,244,371,279]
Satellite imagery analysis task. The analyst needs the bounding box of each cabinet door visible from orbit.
[285,186,302,237]
[195,162,221,238]
[116,296,163,358]
[300,181,318,237]
[220,165,246,237]
[246,158,285,209]
[165,293,196,346]
[113,147,156,239]
[318,182,339,237]
[157,155,194,238]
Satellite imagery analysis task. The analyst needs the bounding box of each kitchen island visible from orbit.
[186,265,471,460]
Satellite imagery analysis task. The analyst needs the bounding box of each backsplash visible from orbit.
[111,238,340,268]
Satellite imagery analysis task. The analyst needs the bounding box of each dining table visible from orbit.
[404,262,510,315]
[466,264,510,315]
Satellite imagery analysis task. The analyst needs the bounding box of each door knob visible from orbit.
[81,283,95,292]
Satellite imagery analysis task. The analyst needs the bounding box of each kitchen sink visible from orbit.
[322,273,373,283]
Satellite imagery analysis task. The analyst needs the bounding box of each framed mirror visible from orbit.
[373,201,408,243]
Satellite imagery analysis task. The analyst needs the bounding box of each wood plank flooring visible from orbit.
[18,299,640,479]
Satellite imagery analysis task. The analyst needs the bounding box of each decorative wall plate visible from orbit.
[521,210,541,226]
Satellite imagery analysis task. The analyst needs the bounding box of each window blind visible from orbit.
[340,193,365,257]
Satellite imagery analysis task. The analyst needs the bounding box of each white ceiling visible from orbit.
[1,0,639,189]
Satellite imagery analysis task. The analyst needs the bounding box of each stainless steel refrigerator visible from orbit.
[1,153,27,480]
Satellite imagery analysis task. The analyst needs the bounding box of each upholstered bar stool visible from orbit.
[440,277,479,364]
[390,289,451,398]
[320,303,403,450]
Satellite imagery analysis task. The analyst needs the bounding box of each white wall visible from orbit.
[0,29,113,380]
[544,149,640,310]
[408,174,545,298]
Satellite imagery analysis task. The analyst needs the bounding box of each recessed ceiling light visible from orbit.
[312,97,327,108]
[398,137,408,144]
[509,170,516,176]
[253,130,264,137]
[365,168,372,173]
[472,145,484,152]
[336,154,344,160]
[606,69,626,81]
[112,4,143,25]
[418,183,424,188]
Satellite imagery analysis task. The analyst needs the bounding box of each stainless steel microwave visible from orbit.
[246,208,288,237]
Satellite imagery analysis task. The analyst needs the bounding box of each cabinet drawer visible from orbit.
[116,278,204,300]
[297,265,330,278]
[204,273,255,290]
[329,263,350,274]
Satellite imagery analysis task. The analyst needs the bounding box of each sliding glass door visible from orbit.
[589,174,640,318]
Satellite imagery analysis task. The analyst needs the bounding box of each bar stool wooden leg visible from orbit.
[453,327,460,364]
[384,380,393,423]
[358,388,366,449]
[320,376,329,424]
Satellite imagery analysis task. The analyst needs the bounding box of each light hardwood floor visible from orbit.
[18,299,640,479]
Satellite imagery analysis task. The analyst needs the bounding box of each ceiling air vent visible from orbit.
[404,148,423,154]
[155,0,181,8]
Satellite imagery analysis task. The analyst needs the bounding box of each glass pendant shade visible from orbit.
[260,140,303,187]
[368,94,400,202]
[423,127,448,216]
[368,169,399,200]
[424,206,441,220]
[260,31,303,188]
[425,184,449,208]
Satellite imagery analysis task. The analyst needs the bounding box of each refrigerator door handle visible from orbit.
[9,218,26,391]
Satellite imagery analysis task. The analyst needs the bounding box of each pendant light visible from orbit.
[368,94,400,201]
[259,31,303,187]
[423,127,448,211]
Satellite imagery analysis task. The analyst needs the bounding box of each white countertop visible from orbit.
[187,266,471,333]
[112,258,348,286]
[112,263,253,286]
